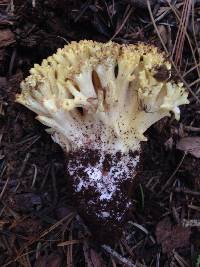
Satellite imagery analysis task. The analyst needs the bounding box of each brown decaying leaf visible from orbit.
[0,29,15,48]
[33,253,62,267]
[156,217,191,254]
[83,242,106,267]
[7,193,42,212]
[176,137,200,158]
[0,0,10,4]
[157,25,168,46]
[0,77,7,88]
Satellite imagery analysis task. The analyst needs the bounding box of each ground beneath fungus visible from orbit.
[0,1,200,266]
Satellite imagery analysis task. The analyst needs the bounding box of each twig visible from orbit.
[24,136,40,151]
[102,245,137,267]
[57,36,70,44]
[184,125,200,132]
[18,152,30,178]
[83,241,94,267]
[57,240,80,247]
[16,134,40,146]
[0,163,7,179]
[173,251,190,267]
[189,77,200,87]
[8,48,17,77]
[159,152,186,194]
[31,164,38,188]
[166,0,200,80]
[142,1,178,30]
[17,212,76,257]
[188,205,200,212]
[156,252,161,267]
[174,187,200,196]
[182,219,200,227]
[172,0,192,68]
[32,0,36,8]
[191,0,200,71]
[110,7,133,40]
[0,176,10,201]
[182,63,200,78]
[147,0,200,104]
[129,222,155,244]
[2,249,36,267]
[74,0,91,22]
[39,164,50,189]
[51,163,58,205]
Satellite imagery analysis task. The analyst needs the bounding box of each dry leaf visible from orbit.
[176,137,200,158]
[34,253,62,267]
[0,29,15,48]
[156,217,191,254]
[83,242,106,267]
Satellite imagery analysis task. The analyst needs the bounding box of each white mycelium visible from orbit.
[68,152,140,201]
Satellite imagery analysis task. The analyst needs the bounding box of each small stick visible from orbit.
[182,219,200,227]
[174,187,200,196]
[18,152,30,178]
[102,245,137,267]
[184,126,200,132]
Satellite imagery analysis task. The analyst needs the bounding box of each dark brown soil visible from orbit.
[0,0,200,266]
[66,149,141,245]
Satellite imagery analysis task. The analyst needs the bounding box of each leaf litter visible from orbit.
[0,0,200,266]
